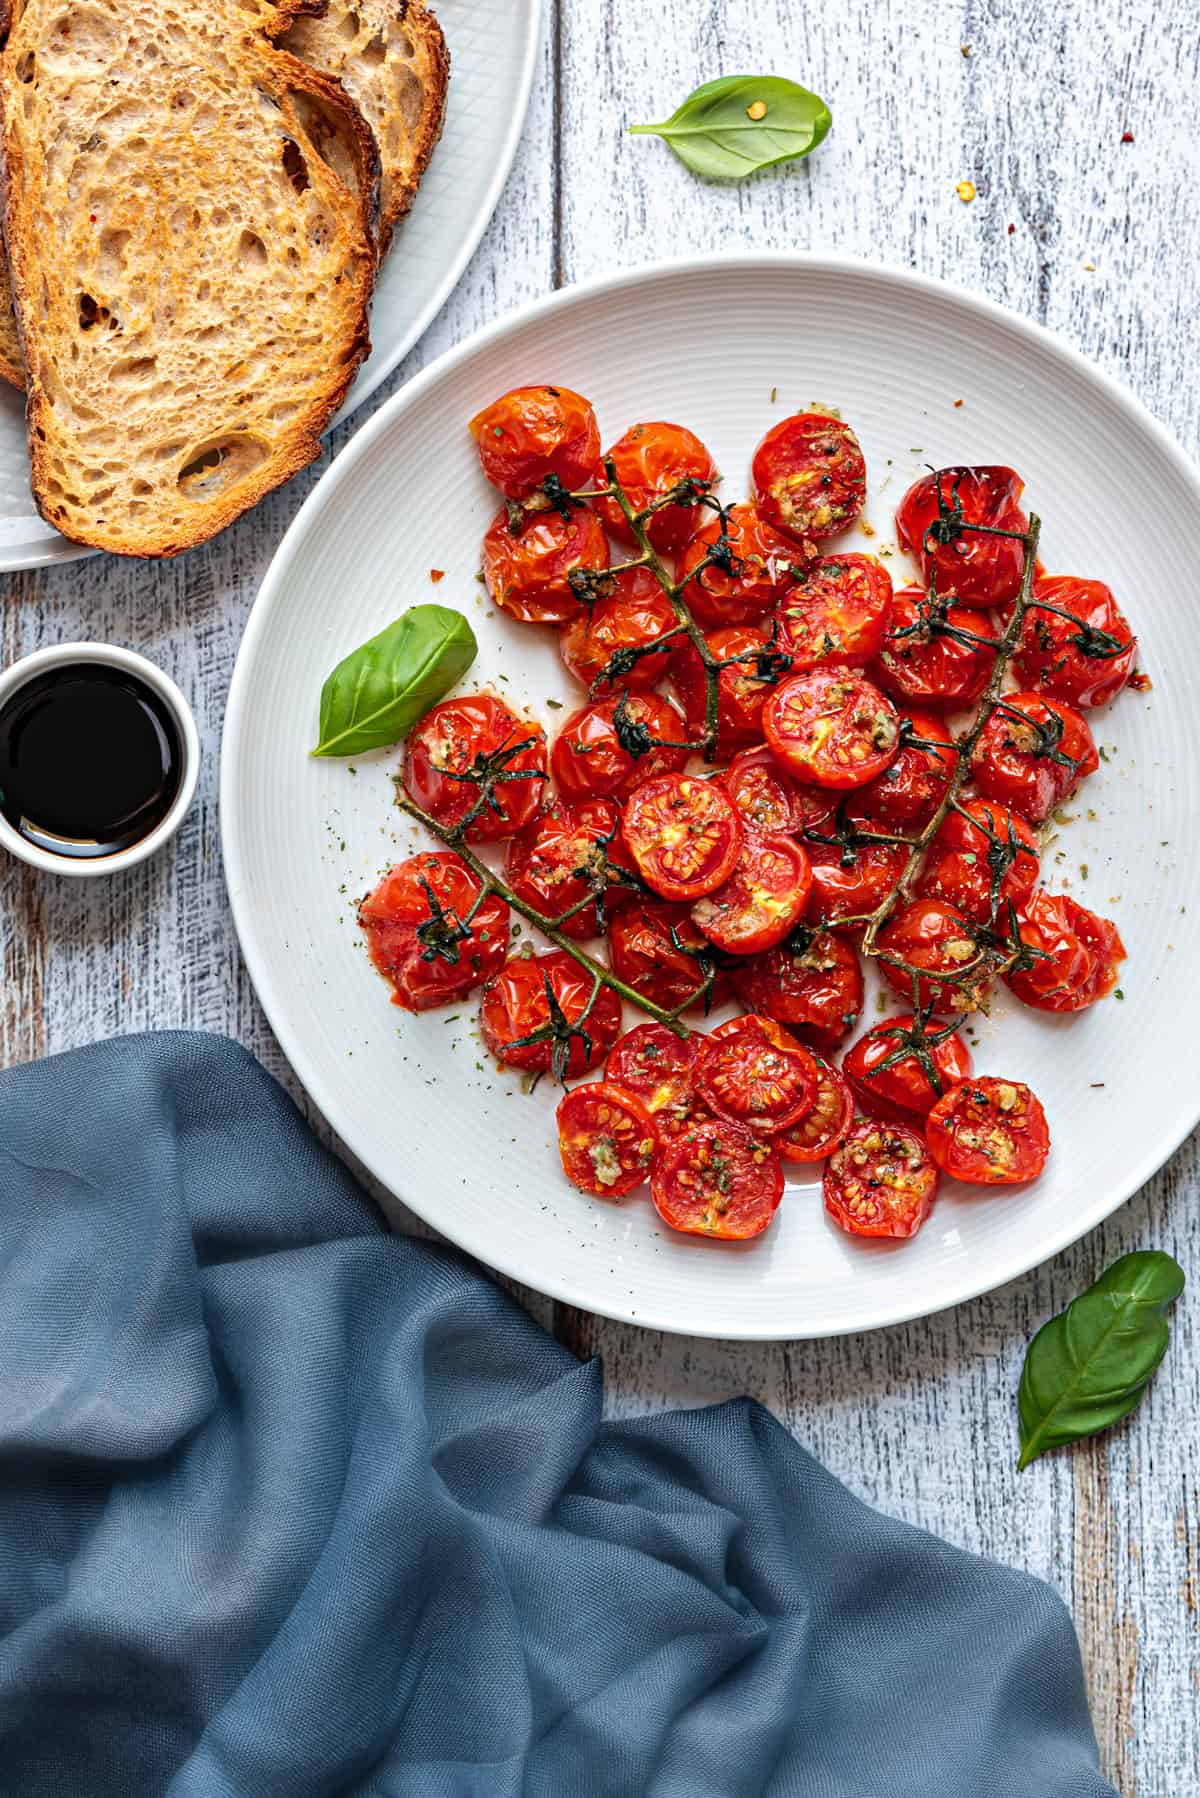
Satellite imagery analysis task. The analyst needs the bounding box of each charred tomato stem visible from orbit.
[860,513,1042,988]
[393,786,692,1039]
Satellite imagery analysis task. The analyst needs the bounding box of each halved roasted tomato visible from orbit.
[622,773,744,901]
[606,1023,699,1137]
[823,1120,940,1239]
[764,669,900,788]
[693,1013,817,1134]
[651,1119,783,1239]
[556,1081,659,1196]
[775,1055,854,1163]
[752,412,867,545]
[775,553,894,669]
[925,1078,1050,1185]
[691,833,812,955]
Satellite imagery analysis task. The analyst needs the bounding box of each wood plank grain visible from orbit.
[1,0,1197,1788]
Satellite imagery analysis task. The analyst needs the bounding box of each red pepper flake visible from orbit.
[1120,130,1135,143]
[953,398,964,408]
[429,568,446,583]
[1129,670,1152,692]
[89,214,98,223]
[1006,222,1016,235]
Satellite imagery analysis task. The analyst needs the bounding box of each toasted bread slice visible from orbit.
[280,0,448,257]
[0,0,378,555]
[0,0,448,393]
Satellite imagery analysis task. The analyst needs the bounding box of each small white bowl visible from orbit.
[0,642,200,877]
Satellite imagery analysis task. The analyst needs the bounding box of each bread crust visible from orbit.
[0,0,378,555]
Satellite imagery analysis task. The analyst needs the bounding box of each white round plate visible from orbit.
[223,254,1200,1340]
[0,0,539,572]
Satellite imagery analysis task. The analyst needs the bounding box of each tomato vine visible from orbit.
[392,462,1066,1062]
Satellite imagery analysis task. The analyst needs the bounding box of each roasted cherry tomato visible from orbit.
[918,798,1040,925]
[358,852,509,1013]
[550,693,689,802]
[469,385,601,499]
[557,566,679,693]
[1006,891,1127,1013]
[691,832,812,955]
[606,1024,699,1137]
[925,1077,1050,1185]
[732,926,864,1050]
[842,1015,973,1125]
[479,950,621,1077]
[651,1118,783,1240]
[775,553,894,669]
[775,1055,854,1163]
[594,421,717,553]
[971,692,1098,824]
[403,694,547,842]
[752,412,867,546]
[803,807,909,929]
[556,1081,659,1197]
[872,586,999,708]
[823,1120,940,1240]
[896,465,1029,608]
[607,901,728,1014]
[1015,576,1138,708]
[764,669,900,789]
[677,501,801,628]
[877,898,990,1014]
[504,798,632,939]
[622,773,743,902]
[481,502,608,625]
[721,744,836,837]
[673,624,782,755]
[856,707,957,828]
[694,1014,817,1134]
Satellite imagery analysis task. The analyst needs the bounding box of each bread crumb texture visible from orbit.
[282,0,447,255]
[0,0,378,555]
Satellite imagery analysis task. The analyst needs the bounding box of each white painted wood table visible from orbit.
[2,3,1196,1790]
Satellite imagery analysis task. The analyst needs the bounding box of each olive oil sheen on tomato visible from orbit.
[0,665,182,860]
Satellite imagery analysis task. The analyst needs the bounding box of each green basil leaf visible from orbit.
[1017,1250,1185,1470]
[629,75,831,181]
[312,604,477,758]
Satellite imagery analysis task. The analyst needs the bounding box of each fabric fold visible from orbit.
[0,1033,1117,1797]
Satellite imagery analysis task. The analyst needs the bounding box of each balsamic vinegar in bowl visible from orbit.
[0,664,183,860]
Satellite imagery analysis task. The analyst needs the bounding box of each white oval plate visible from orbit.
[0,0,539,571]
[223,254,1200,1340]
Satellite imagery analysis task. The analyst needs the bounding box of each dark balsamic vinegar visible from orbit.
[0,665,182,860]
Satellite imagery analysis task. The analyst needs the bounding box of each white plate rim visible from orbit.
[0,0,541,574]
[222,249,1200,1339]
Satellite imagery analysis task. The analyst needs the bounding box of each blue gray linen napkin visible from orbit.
[0,1033,1116,1797]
